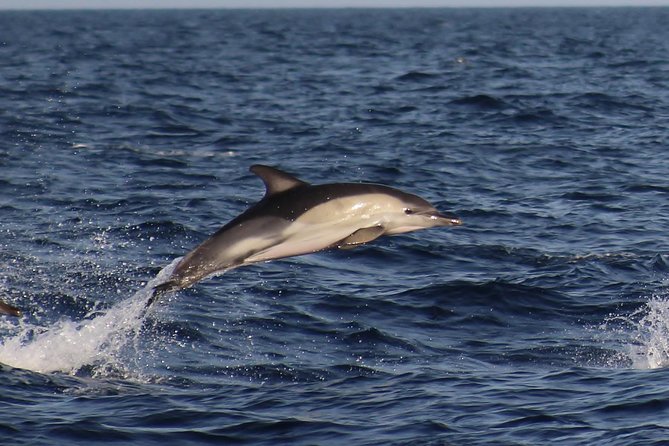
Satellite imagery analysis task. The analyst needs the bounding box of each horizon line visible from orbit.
[2,3,668,10]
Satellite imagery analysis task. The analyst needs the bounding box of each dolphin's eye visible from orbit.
[404,208,414,215]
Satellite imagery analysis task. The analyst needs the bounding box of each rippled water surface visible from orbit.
[1,7,669,445]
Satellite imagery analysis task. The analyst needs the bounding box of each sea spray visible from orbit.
[600,291,669,370]
[0,258,181,376]
[625,295,669,369]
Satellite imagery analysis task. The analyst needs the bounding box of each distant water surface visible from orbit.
[1,7,669,445]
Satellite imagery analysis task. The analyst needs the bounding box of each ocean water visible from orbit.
[1,6,669,445]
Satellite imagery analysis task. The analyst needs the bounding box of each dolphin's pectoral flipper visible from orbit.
[0,298,22,317]
[336,226,386,249]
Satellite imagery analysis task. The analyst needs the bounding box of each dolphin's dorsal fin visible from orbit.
[250,165,309,196]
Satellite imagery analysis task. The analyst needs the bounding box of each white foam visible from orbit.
[625,295,669,369]
[0,258,180,377]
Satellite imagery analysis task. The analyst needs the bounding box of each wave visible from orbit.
[449,94,508,110]
[388,280,569,317]
[394,71,440,82]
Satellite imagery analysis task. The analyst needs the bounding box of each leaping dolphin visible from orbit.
[146,164,461,308]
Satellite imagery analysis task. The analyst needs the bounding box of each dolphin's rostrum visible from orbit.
[146,164,461,308]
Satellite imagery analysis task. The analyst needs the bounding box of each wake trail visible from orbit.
[0,258,181,376]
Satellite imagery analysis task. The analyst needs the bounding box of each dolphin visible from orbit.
[0,299,21,317]
[146,164,461,308]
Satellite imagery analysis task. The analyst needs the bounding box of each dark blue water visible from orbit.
[1,7,669,445]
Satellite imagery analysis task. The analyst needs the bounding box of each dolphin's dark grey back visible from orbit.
[223,182,422,226]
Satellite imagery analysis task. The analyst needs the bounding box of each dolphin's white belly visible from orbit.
[243,220,367,264]
[243,195,397,264]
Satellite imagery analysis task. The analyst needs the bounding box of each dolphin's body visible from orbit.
[147,164,460,308]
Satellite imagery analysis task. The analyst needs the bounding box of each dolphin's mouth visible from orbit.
[428,211,462,226]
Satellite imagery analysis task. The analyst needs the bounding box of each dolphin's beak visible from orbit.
[428,211,462,226]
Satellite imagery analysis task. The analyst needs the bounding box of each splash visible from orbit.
[625,295,669,369]
[0,258,180,377]
[601,292,669,370]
